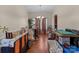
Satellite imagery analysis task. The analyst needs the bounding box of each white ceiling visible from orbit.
[25,5,55,13]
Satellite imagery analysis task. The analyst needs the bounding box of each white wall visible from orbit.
[28,12,52,27]
[52,6,79,30]
[0,6,28,32]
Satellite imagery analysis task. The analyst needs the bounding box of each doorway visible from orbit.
[34,16,47,34]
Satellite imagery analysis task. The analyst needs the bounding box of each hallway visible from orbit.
[27,33,49,53]
[1,5,79,53]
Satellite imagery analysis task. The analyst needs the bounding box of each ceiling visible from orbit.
[25,5,55,13]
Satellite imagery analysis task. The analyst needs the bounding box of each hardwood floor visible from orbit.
[27,33,49,53]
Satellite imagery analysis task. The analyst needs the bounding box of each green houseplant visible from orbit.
[28,19,34,29]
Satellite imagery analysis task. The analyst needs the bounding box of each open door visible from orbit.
[42,18,46,34]
[54,14,58,30]
[35,16,47,34]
